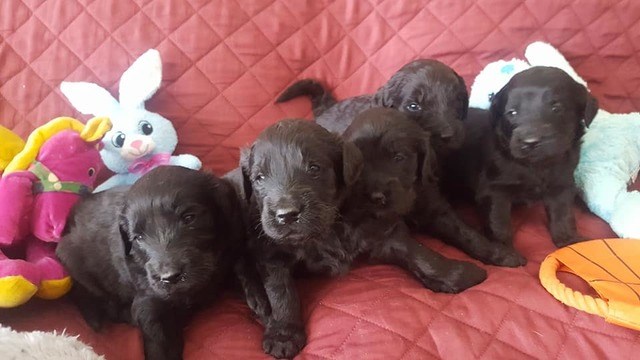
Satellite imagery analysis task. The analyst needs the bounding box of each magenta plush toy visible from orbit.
[0,116,111,307]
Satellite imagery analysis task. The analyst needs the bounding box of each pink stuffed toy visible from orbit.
[0,117,111,307]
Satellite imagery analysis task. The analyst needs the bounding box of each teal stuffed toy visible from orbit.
[469,41,640,239]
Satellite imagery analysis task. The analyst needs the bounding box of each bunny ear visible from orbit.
[118,49,162,109]
[60,81,120,117]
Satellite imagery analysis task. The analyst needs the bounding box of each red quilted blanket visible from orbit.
[1,1,639,359]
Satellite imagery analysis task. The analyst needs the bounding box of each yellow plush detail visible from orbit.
[80,117,112,142]
[0,276,38,308]
[3,117,86,174]
[35,276,73,300]
[0,126,25,171]
[3,116,111,175]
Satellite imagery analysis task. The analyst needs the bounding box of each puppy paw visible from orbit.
[553,235,586,248]
[425,261,487,293]
[488,247,527,267]
[79,308,105,332]
[263,324,306,359]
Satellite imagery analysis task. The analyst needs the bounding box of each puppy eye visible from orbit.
[488,92,495,100]
[182,214,196,225]
[255,173,265,183]
[506,109,518,117]
[406,103,422,112]
[551,104,562,113]
[307,164,321,176]
[133,235,143,242]
[140,121,154,135]
[394,153,406,162]
[111,132,126,148]
[88,168,95,177]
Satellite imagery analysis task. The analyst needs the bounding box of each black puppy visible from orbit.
[57,166,245,360]
[277,59,468,151]
[236,119,361,359]
[233,117,493,359]
[445,66,598,248]
[277,60,524,268]
[340,107,487,293]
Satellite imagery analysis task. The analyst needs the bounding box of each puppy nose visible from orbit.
[521,137,541,149]
[276,207,300,225]
[370,192,386,205]
[159,271,182,284]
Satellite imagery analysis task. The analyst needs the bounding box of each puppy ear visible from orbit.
[489,86,507,125]
[239,146,253,201]
[374,73,404,108]
[118,211,132,256]
[455,72,470,120]
[582,92,599,127]
[418,132,438,186]
[341,141,363,187]
[373,85,394,107]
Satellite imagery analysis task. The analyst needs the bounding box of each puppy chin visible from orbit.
[509,141,569,163]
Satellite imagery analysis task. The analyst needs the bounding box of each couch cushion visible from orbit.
[1,0,639,359]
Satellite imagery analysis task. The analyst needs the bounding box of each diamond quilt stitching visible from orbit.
[1,1,640,359]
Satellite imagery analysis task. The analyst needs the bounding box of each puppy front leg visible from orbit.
[411,184,525,267]
[544,189,580,247]
[131,296,184,360]
[69,282,108,332]
[260,262,306,359]
[369,222,487,293]
[234,256,272,324]
[479,192,513,246]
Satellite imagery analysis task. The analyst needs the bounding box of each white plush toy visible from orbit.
[60,49,201,192]
[469,41,640,239]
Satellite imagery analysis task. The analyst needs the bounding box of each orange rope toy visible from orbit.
[539,238,640,331]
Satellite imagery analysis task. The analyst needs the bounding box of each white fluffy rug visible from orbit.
[0,325,104,360]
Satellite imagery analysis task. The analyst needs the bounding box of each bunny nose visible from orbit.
[130,140,143,150]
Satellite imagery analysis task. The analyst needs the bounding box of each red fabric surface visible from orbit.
[1,1,639,359]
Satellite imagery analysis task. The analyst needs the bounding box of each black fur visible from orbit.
[57,166,245,360]
[444,66,598,249]
[277,59,469,152]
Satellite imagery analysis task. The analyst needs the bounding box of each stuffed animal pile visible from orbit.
[0,49,199,308]
[60,49,202,192]
[469,41,640,239]
[0,117,111,307]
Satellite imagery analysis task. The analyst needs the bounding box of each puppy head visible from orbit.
[118,166,241,299]
[343,108,435,216]
[241,119,362,244]
[374,59,468,150]
[490,66,599,163]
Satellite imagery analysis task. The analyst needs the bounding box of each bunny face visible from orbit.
[38,130,103,187]
[101,109,178,174]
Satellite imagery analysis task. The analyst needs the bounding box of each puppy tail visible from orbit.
[276,79,337,117]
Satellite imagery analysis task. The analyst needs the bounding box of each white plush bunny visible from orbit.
[60,49,201,193]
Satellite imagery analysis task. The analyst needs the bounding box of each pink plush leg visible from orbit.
[25,237,67,281]
[0,248,41,307]
[0,172,35,246]
[0,249,41,284]
[31,192,80,242]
